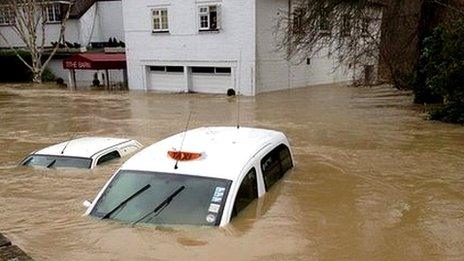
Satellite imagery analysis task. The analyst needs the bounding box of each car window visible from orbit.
[232,168,258,218]
[22,155,92,169]
[260,144,293,191]
[90,170,232,226]
[97,151,121,165]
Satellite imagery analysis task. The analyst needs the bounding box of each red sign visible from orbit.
[64,61,92,69]
[63,53,126,70]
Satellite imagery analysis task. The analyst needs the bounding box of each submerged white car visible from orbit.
[21,137,142,169]
[84,127,294,227]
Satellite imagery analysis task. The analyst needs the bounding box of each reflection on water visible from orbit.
[0,84,463,260]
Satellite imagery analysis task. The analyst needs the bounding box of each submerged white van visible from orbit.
[21,137,142,169]
[84,127,293,227]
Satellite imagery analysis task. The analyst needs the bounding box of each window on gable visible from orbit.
[152,8,169,32]
[198,5,221,31]
[0,8,14,25]
[260,144,293,191]
[231,168,258,219]
[45,4,61,23]
[97,151,121,166]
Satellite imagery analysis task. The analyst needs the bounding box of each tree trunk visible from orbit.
[32,71,42,83]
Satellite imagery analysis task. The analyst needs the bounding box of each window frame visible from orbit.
[21,154,93,169]
[45,3,61,23]
[231,167,259,219]
[191,66,231,75]
[260,144,293,191]
[90,170,233,226]
[152,8,169,33]
[198,5,220,32]
[149,66,184,73]
[0,8,14,26]
[96,150,121,166]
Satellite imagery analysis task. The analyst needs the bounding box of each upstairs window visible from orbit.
[198,5,221,31]
[45,4,61,23]
[152,8,169,32]
[0,8,14,25]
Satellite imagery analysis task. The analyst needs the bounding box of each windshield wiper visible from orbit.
[132,185,186,225]
[102,184,151,220]
[46,159,57,169]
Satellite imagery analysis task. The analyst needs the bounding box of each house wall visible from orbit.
[79,1,125,46]
[122,0,256,95]
[0,1,124,48]
[0,20,80,48]
[255,0,354,94]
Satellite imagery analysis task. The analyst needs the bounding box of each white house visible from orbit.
[0,0,126,87]
[122,0,360,95]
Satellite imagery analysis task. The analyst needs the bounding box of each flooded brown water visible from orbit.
[0,83,463,260]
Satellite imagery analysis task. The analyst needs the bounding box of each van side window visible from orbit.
[232,168,258,218]
[261,144,293,190]
[97,151,121,165]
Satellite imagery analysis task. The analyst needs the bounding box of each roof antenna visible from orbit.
[61,122,80,155]
[174,111,193,170]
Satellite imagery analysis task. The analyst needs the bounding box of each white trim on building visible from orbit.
[122,0,361,96]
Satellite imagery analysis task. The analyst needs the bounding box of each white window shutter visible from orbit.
[216,5,222,30]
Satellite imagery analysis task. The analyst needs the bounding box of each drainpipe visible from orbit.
[287,0,292,89]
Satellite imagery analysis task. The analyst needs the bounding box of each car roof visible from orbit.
[120,127,288,181]
[34,137,133,159]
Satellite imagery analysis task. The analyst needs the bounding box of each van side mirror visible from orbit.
[83,200,92,208]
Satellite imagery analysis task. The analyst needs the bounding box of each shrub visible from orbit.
[415,19,464,124]
[42,68,56,82]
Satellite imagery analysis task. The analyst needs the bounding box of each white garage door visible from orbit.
[148,66,185,92]
[191,67,232,94]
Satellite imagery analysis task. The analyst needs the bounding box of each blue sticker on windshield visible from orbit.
[214,187,225,197]
[211,196,222,203]
[211,187,225,203]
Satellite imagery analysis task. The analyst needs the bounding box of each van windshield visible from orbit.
[90,170,232,226]
[22,155,92,169]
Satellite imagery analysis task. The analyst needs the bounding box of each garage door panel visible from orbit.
[149,72,185,92]
[191,74,232,94]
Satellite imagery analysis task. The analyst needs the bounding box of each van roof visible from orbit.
[121,127,288,181]
[35,137,133,158]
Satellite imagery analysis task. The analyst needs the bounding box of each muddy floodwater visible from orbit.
[0,83,463,260]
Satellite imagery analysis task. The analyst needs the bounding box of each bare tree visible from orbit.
[0,0,72,83]
[278,0,464,88]
[278,0,411,86]
[278,1,398,86]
